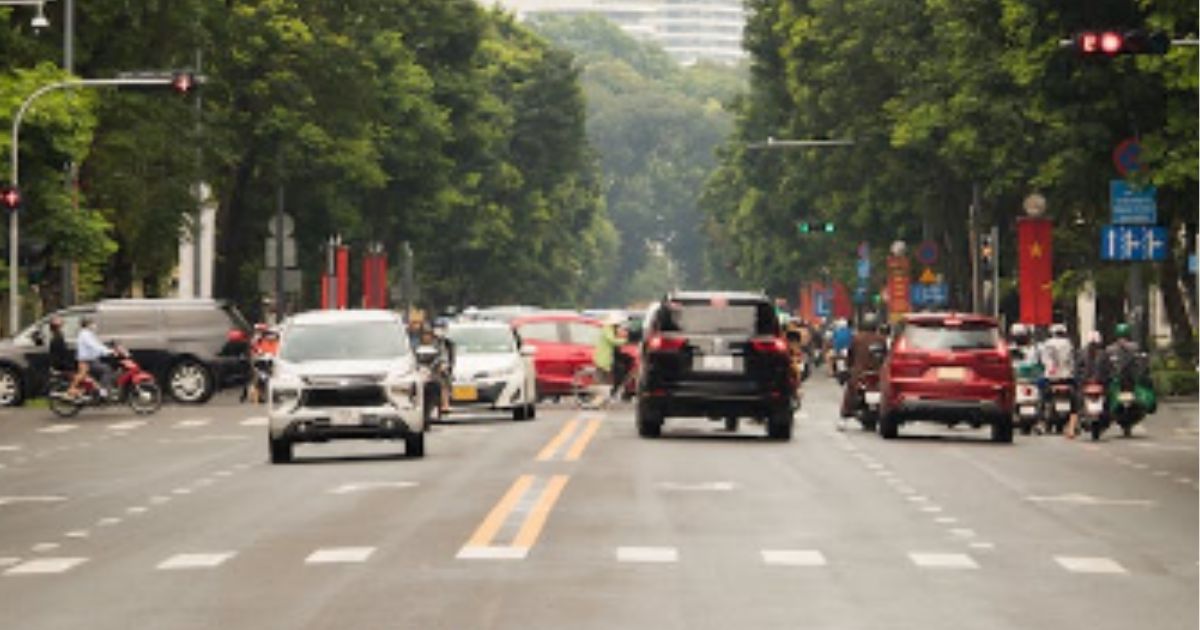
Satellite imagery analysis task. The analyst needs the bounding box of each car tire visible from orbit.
[526,404,537,420]
[879,411,899,439]
[860,413,877,433]
[990,416,1014,443]
[513,405,529,421]
[766,408,793,441]
[724,416,739,432]
[636,400,662,438]
[167,358,214,404]
[406,431,425,458]
[269,437,292,464]
[0,365,24,407]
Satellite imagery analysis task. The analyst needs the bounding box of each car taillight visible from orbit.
[227,329,249,344]
[750,337,788,354]
[647,335,686,352]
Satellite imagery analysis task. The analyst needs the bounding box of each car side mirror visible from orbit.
[416,345,439,365]
[520,345,537,357]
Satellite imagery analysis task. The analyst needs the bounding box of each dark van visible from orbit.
[0,299,251,406]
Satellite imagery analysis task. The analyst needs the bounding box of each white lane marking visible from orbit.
[655,481,738,492]
[97,517,121,527]
[126,506,148,515]
[149,496,171,504]
[949,528,976,538]
[64,530,89,539]
[233,463,252,471]
[38,425,78,434]
[797,412,810,420]
[193,479,215,487]
[875,470,895,477]
[305,547,375,564]
[240,416,269,427]
[107,421,146,431]
[865,463,885,470]
[896,487,916,494]
[456,546,529,560]
[935,517,959,524]
[616,547,678,563]
[4,557,87,575]
[0,495,66,507]
[0,444,22,452]
[761,550,826,567]
[157,553,236,570]
[174,419,211,429]
[920,505,943,513]
[31,543,59,553]
[1153,471,1170,477]
[172,488,192,495]
[1132,463,1149,470]
[0,557,20,567]
[214,470,234,478]
[1026,493,1154,507]
[909,552,978,570]
[329,481,419,495]
[1176,477,1193,484]
[906,495,929,503]
[969,542,996,550]
[1055,556,1128,574]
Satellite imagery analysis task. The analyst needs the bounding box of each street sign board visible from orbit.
[918,267,938,284]
[1112,138,1143,177]
[916,240,939,266]
[815,289,832,318]
[266,212,295,236]
[1109,180,1157,225]
[264,238,297,268]
[911,283,948,307]
[1100,225,1167,262]
[1188,254,1197,275]
[856,258,870,280]
[258,269,303,293]
[853,286,867,305]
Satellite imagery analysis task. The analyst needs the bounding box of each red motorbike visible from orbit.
[48,345,163,417]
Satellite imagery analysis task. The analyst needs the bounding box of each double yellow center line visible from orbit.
[456,414,602,560]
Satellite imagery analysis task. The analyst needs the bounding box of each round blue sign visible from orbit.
[916,240,939,266]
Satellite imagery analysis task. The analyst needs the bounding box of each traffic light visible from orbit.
[822,222,835,233]
[797,221,835,234]
[1072,29,1170,56]
[980,234,994,272]
[1,186,21,212]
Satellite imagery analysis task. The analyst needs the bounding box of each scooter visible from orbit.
[1043,379,1074,434]
[48,345,162,417]
[1078,380,1107,440]
[854,342,887,432]
[1108,382,1145,438]
[833,349,850,385]
[1014,377,1042,435]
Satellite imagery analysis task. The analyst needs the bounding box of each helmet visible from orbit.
[1049,323,1067,338]
[1009,323,1028,339]
[1114,322,1131,339]
[1087,330,1103,345]
[860,312,879,332]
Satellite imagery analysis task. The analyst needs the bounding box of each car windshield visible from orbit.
[904,324,998,351]
[279,322,409,362]
[448,326,516,354]
[660,303,776,336]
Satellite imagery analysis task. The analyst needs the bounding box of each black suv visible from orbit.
[635,291,796,440]
[0,299,251,406]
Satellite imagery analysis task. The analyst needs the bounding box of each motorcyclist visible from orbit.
[593,314,626,403]
[47,315,75,373]
[830,318,853,376]
[1009,323,1042,379]
[68,317,114,399]
[840,312,887,418]
[421,323,455,415]
[1066,330,1107,439]
[1039,322,1077,433]
[1105,322,1145,389]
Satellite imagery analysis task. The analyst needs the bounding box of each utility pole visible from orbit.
[61,0,75,307]
[273,184,284,323]
[193,49,204,298]
[970,183,981,313]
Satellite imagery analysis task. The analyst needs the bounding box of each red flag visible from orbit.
[832,281,853,319]
[1017,217,1053,325]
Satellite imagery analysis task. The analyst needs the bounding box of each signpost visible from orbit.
[1109,180,1157,225]
[1100,225,1168,262]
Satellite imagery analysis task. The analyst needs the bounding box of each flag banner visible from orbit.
[1017,217,1053,325]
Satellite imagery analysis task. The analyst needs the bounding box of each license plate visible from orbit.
[1118,392,1135,403]
[332,409,359,426]
[696,355,736,372]
[1018,405,1037,418]
[937,367,967,381]
[1054,402,1071,413]
[1085,401,1103,414]
[864,391,881,405]
[452,384,478,402]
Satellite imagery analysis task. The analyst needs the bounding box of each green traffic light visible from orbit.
[798,222,810,233]
[824,222,835,233]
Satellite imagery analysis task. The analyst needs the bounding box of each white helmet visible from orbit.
[1087,330,1103,345]
[1049,323,1067,338]
[1010,323,1028,338]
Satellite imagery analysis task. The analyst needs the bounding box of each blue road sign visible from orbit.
[815,290,832,317]
[856,258,870,280]
[1110,180,1157,225]
[1100,225,1168,262]
[916,240,939,266]
[1189,254,1197,275]
[853,286,867,305]
[910,283,948,308]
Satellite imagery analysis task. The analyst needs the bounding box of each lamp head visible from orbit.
[30,4,50,30]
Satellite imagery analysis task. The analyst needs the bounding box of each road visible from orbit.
[0,375,1196,629]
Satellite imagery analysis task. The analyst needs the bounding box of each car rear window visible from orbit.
[565,322,599,345]
[515,321,560,343]
[903,324,998,351]
[659,302,777,336]
[448,326,516,354]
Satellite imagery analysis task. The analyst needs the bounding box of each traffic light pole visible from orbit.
[8,76,195,334]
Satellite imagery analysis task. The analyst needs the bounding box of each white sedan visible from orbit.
[444,321,537,420]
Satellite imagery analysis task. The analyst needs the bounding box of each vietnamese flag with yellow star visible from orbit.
[1017,217,1053,325]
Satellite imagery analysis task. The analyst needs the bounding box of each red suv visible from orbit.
[879,313,1014,442]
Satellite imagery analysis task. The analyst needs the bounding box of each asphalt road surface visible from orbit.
[1,375,1196,630]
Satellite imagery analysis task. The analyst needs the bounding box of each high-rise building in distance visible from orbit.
[484,0,747,65]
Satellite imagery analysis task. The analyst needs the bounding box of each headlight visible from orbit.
[388,381,419,399]
[485,363,520,379]
[271,386,301,408]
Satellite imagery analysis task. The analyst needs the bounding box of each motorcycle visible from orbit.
[1107,382,1146,438]
[48,345,162,417]
[1014,377,1042,435]
[1078,380,1108,440]
[854,342,887,432]
[833,349,850,386]
[1043,379,1074,434]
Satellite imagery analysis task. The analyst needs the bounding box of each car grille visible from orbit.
[303,385,388,408]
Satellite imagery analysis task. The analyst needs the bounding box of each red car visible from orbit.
[511,312,638,400]
[879,312,1014,442]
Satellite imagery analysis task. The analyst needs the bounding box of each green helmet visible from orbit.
[1114,322,1131,339]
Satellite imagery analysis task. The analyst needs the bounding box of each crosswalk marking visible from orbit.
[1055,556,1127,574]
[157,553,236,570]
[31,543,59,553]
[174,419,211,429]
[909,552,978,570]
[240,416,268,427]
[305,547,375,564]
[107,421,146,431]
[38,424,78,434]
[4,557,87,575]
[0,444,22,451]
[616,547,678,563]
[761,549,826,567]
[0,557,20,567]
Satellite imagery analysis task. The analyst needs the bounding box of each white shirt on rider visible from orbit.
[1040,337,1075,380]
[76,327,110,362]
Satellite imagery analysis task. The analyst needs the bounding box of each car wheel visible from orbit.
[990,416,1013,443]
[860,412,877,433]
[513,405,529,421]
[269,437,292,464]
[879,411,899,439]
[766,409,792,440]
[0,366,24,407]
[167,359,214,404]
[724,416,739,432]
[636,400,662,438]
[526,404,537,420]
[406,431,425,458]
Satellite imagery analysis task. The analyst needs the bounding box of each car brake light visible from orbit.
[750,337,787,354]
[227,329,249,344]
[647,335,686,352]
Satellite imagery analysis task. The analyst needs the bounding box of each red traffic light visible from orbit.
[1073,29,1170,56]
[0,186,21,211]
[171,72,195,93]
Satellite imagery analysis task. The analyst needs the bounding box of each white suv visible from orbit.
[268,310,427,463]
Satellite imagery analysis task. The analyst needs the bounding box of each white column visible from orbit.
[1076,278,1096,343]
